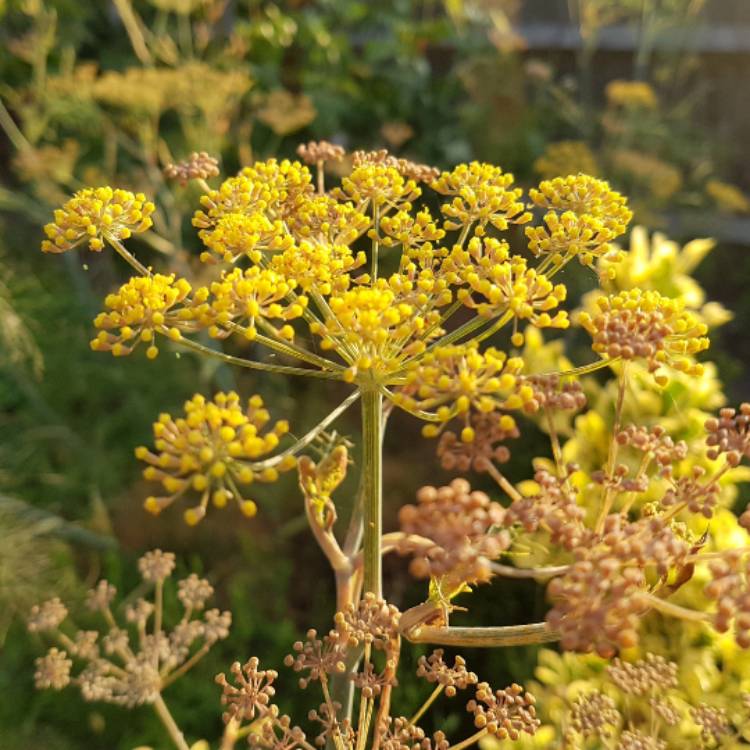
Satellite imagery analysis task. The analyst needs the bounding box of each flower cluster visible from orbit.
[398,344,536,440]
[526,174,632,269]
[578,289,710,381]
[136,391,295,524]
[397,478,510,585]
[29,550,230,707]
[42,187,155,253]
[90,273,192,359]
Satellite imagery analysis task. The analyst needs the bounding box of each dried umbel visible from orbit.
[416,650,478,696]
[578,289,709,382]
[503,468,588,551]
[215,657,278,723]
[297,140,346,165]
[436,411,519,473]
[704,551,750,647]
[705,403,750,467]
[467,682,540,740]
[351,149,440,183]
[606,654,678,696]
[546,515,689,656]
[233,600,537,750]
[568,691,620,739]
[164,152,220,185]
[690,703,730,745]
[28,550,230,708]
[397,478,509,585]
[616,730,666,750]
[136,391,296,524]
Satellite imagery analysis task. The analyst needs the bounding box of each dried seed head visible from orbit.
[606,654,678,696]
[215,656,278,724]
[177,574,214,611]
[616,730,666,750]
[690,704,730,745]
[416,650,478,696]
[297,140,346,165]
[164,152,220,185]
[138,549,176,582]
[706,403,750,467]
[28,597,68,633]
[34,647,72,689]
[466,682,540,740]
[503,468,588,551]
[546,515,688,656]
[568,691,620,739]
[86,580,117,612]
[524,374,587,412]
[436,412,519,473]
[398,478,509,584]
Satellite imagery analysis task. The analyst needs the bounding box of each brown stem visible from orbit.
[485,462,523,503]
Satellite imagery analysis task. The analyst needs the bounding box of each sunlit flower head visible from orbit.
[285,194,371,246]
[42,187,155,253]
[310,283,442,382]
[334,164,421,208]
[193,266,307,341]
[136,392,295,525]
[90,273,192,359]
[397,343,537,440]
[199,212,291,265]
[577,289,710,383]
[431,162,531,233]
[526,175,632,270]
[270,241,366,295]
[442,236,569,343]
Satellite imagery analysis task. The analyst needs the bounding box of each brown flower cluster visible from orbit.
[606,654,678,695]
[546,515,688,656]
[503,468,588,551]
[416,650,478,696]
[29,550,230,707]
[467,682,540,740]
[397,479,510,585]
[705,550,750,647]
[164,152,220,185]
[297,140,346,165]
[436,412,520,473]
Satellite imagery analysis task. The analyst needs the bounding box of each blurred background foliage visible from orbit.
[1,0,750,748]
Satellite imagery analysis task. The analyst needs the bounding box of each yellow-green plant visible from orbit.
[26,146,750,750]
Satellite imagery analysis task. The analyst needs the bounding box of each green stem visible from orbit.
[153,694,190,750]
[361,389,383,598]
[403,622,559,647]
[408,684,444,726]
[176,337,343,380]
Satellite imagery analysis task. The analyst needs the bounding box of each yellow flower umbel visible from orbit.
[397,344,537,442]
[578,289,710,383]
[431,162,531,233]
[526,174,632,272]
[136,392,295,525]
[443,236,569,344]
[42,187,155,253]
[193,266,307,341]
[90,273,193,359]
[310,283,443,383]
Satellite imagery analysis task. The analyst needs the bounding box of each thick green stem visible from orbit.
[361,389,383,598]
